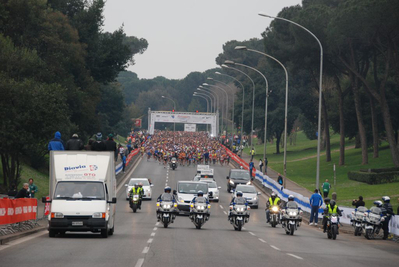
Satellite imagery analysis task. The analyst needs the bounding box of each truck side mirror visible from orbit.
[108,197,117,204]
[42,196,51,203]
[226,176,229,179]
[173,190,177,195]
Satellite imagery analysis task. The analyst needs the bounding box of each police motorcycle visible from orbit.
[130,193,140,213]
[229,191,250,231]
[281,195,303,235]
[189,191,211,229]
[170,157,177,170]
[351,206,368,236]
[156,187,178,228]
[363,201,384,240]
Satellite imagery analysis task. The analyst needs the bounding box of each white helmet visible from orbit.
[382,196,390,203]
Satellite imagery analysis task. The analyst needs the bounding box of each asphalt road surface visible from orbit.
[1,157,398,267]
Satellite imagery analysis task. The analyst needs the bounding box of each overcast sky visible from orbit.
[103,0,302,80]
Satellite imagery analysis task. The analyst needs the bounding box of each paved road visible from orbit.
[0,157,398,267]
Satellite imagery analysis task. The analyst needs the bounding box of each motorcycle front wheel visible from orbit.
[132,204,137,213]
[290,225,295,235]
[332,225,337,240]
[365,229,372,240]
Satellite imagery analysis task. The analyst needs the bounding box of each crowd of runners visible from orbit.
[139,131,230,167]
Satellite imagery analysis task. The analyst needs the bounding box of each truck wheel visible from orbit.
[49,230,56,238]
[108,226,114,236]
[101,227,109,238]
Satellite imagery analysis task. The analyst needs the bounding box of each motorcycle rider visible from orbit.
[381,196,395,240]
[138,182,145,210]
[189,190,210,221]
[266,192,281,223]
[323,199,342,233]
[129,183,143,209]
[228,191,248,221]
[156,186,177,221]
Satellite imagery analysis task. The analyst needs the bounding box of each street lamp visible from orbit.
[198,87,220,134]
[193,93,210,132]
[221,64,253,157]
[224,60,257,150]
[235,46,289,184]
[162,95,176,135]
[259,12,324,190]
[225,58,270,170]
[207,77,235,134]
[216,71,245,135]
[197,88,215,113]
[203,82,228,135]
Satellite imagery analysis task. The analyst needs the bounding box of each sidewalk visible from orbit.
[240,153,313,199]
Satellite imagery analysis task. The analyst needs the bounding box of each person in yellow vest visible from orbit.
[266,192,281,223]
[250,147,256,161]
[129,183,144,209]
[322,199,342,233]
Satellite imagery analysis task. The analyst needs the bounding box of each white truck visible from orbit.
[43,151,117,238]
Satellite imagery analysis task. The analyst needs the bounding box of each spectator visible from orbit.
[249,159,254,180]
[322,179,331,198]
[264,157,268,174]
[91,132,106,151]
[104,134,118,160]
[85,139,94,151]
[352,196,365,208]
[28,178,38,198]
[250,147,256,161]
[48,131,64,151]
[65,133,84,150]
[258,158,263,173]
[309,189,323,225]
[277,173,283,187]
[122,154,126,173]
[15,183,30,198]
[119,144,125,158]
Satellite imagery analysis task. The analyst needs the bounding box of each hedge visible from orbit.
[348,171,399,185]
[359,167,399,173]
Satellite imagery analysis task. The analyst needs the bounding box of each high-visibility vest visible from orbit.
[328,205,338,214]
[269,197,280,206]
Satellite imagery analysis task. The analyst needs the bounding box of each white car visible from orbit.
[125,178,153,200]
[199,179,221,202]
[232,185,261,208]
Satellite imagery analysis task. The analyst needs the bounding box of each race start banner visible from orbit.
[0,198,38,225]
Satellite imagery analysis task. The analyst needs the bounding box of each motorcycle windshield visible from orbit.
[286,202,298,209]
[235,198,247,205]
[161,194,173,201]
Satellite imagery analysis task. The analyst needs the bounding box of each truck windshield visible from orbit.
[54,181,105,200]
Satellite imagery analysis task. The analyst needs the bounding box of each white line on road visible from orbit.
[153,227,158,231]
[142,247,149,254]
[151,232,156,237]
[258,238,267,243]
[270,245,281,251]
[135,258,144,267]
[147,238,153,243]
[223,211,227,215]
[155,222,159,226]
[219,205,224,209]
[243,227,246,230]
[248,232,255,236]
[287,253,303,260]
[0,231,46,251]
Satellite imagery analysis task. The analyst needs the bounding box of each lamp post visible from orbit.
[221,64,252,157]
[234,46,289,185]
[215,71,245,135]
[224,60,257,150]
[203,82,228,135]
[193,93,210,132]
[197,88,214,113]
[225,59,270,169]
[207,77,235,134]
[259,12,324,190]
[198,87,220,134]
[162,95,176,135]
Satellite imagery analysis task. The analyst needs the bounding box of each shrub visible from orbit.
[348,171,399,184]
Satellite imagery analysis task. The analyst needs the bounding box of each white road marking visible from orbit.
[243,227,246,230]
[270,245,280,251]
[0,231,46,251]
[155,222,159,226]
[153,227,158,231]
[135,258,144,267]
[151,232,156,237]
[142,247,149,254]
[147,238,153,243]
[287,253,303,260]
[249,232,255,236]
[219,205,224,209]
[258,238,267,243]
[223,211,227,215]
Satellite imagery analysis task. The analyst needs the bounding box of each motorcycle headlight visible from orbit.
[190,204,194,208]
[162,204,171,209]
[246,181,252,185]
[174,203,178,208]
[156,202,160,207]
[272,206,279,212]
[229,180,235,185]
[289,211,297,216]
[207,204,211,209]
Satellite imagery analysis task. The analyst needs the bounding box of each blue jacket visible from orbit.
[310,193,323,207]
[249,162,254,170]
[48,131,64,151]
